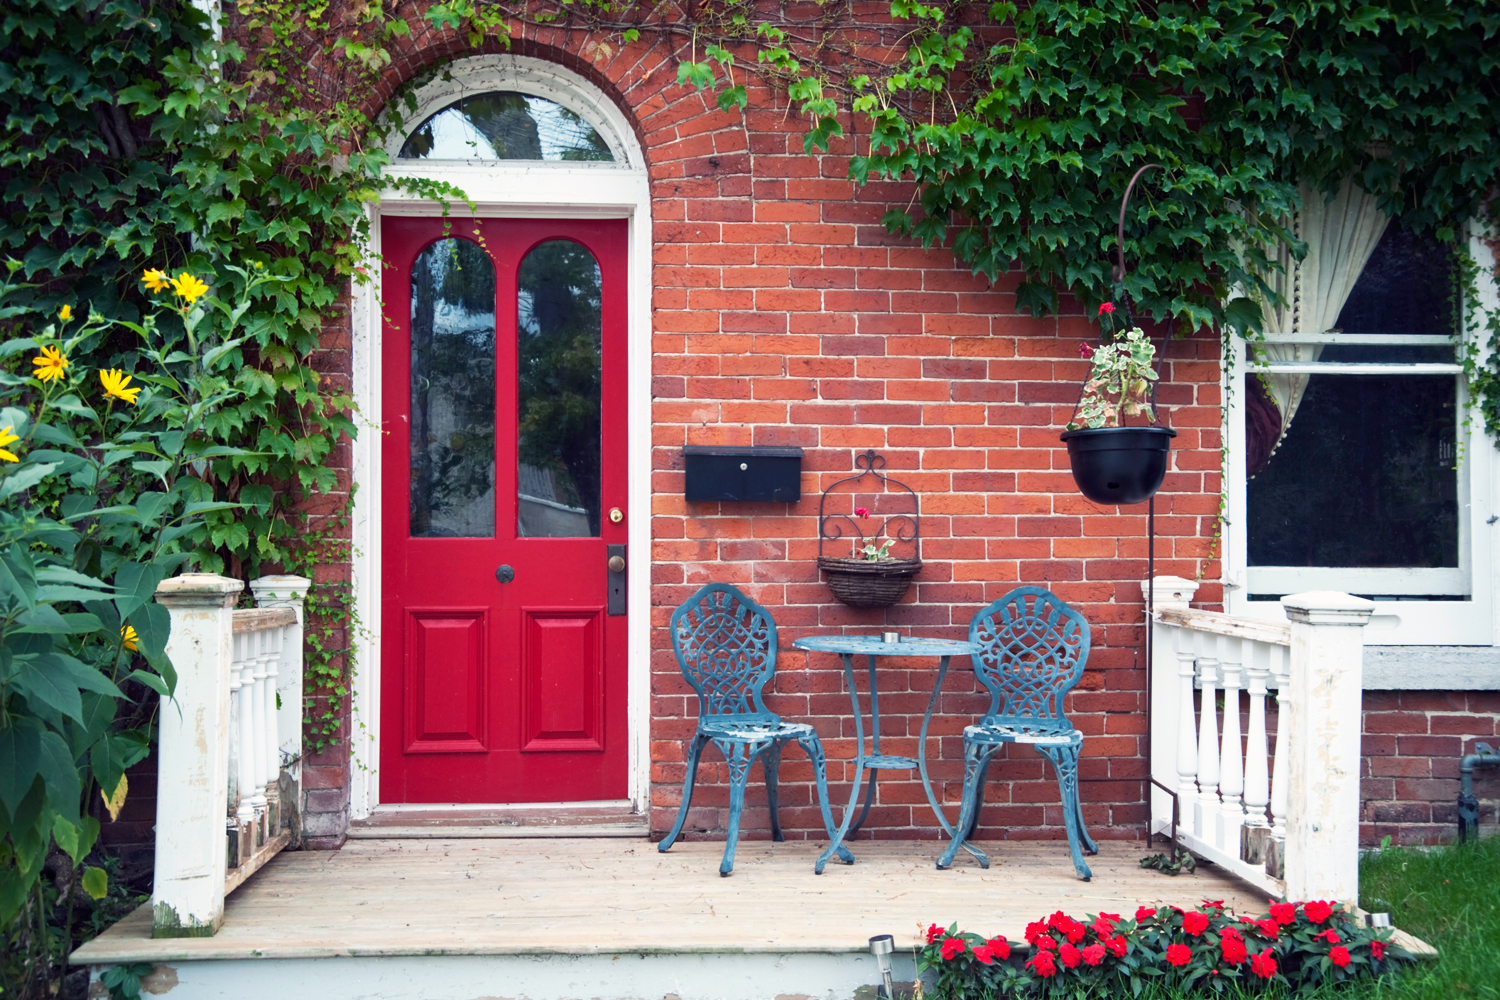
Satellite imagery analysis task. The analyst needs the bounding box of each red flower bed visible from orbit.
[917,900,1410,997]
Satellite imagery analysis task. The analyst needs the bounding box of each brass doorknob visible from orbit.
[607,555,626,574]
[609,507,623,523]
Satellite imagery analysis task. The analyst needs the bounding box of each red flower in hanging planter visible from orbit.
[854,506,869,518]
[1078,340,1095,358]
[1098,302,1116,316]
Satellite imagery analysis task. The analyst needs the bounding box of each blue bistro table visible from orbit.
[791,634,982,873]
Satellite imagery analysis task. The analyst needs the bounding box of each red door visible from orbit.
[380,216,628,803]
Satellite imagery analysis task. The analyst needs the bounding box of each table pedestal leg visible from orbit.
[816,652,868,874]
[918,655,988,865]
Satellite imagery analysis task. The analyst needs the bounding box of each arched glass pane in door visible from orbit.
[410,238,497,538]
[517,239,603,537]
[399,92,614,161]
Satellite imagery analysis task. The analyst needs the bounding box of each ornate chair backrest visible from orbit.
[968,586,1091,734]
[670,583,780,727]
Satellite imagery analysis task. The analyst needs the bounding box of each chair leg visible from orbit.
[964,757,992,842]
[938,741,996,870]
[1072,761,1098,856]
[795,733,854,866]
[764,740,785,843]
[715,737,773,877]
[1040,743,1093,881]
[659,732,709,854]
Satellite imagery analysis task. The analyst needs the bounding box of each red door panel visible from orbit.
[380,216,628,804]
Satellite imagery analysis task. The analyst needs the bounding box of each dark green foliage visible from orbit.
[850,1,1500,335]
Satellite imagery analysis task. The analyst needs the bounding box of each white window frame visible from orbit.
[346,55,653,819]
[1223,226,1500,646]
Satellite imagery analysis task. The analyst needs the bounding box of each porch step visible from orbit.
[346,802,648,839]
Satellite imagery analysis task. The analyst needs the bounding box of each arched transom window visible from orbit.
[400,92,614,162]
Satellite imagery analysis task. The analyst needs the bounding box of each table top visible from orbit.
[792,634,977,657]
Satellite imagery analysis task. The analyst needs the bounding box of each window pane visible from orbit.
[517,240,602,538]
[1319,225,1457,362]
[1247,373,1457,568]
[399,92,614,162]
[410,239,496,538]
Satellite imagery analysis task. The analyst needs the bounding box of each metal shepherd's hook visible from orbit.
[1115,162,1166,286]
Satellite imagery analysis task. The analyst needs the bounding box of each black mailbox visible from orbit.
[683,446,803,503]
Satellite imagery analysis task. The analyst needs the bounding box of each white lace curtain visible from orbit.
[1255,179,1392,439]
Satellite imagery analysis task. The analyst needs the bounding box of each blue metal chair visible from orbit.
[936,586,1099,880]
[659,583,851,876]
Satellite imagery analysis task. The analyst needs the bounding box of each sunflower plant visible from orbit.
[0,260,274,943]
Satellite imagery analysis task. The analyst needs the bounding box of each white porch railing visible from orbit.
[149,573,310,937]
[1147,576,1372,905]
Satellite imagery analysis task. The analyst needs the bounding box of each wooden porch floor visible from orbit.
[73,837,1272,964]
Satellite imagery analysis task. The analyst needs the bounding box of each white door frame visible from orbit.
[346,56,652,819]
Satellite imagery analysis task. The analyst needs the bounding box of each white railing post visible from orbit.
[1268,643,1290,845]
[249,575,311,844]
[1144,575,1198,843]
[1280,592,1374,907]
[152,573,243,938]
[1218,639,1245,850]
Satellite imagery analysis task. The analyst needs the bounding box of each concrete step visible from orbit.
[345,803,649,839]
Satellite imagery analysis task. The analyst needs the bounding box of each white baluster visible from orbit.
[248,628,269,819]
[1173,626,1199,836]
[1196,634,1222,844]
[227,631,243,818]
[1218,638,1245,851]
[261,626,283,814]
[1268,643,1290,843]
[1243,643,1271,830]
[236,632,257,827]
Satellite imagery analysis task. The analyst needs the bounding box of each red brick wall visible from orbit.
[1362,692,1500,845]
[283,15,1496,854]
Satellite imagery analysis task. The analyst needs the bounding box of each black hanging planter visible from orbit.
[1060,425,1177,506]
[1062,162,1178,507]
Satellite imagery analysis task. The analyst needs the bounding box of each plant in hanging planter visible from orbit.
[816,453,923,609]
[1061,310,1177,505]
[1059,166,1179,507]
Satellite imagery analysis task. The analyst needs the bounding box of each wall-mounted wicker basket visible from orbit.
[816,450,921,609]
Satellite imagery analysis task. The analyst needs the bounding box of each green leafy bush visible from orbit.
[0,263,274,995]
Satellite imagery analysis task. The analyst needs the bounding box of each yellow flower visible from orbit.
[169,272,209,304]
[58,304,72,322]
[99,369,142,404]
[0,426,19,463]
[121,625,140,652]
[32,344,69,383]
[142,268,170,293]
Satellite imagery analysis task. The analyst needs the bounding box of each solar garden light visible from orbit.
[869,934,895,999]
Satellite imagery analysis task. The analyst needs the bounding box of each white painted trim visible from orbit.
[348,60,652,822]
[1222,224,1499,648]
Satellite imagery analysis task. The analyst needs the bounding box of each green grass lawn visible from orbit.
[1347,834,1500,1000]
